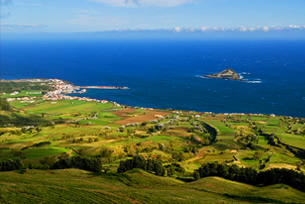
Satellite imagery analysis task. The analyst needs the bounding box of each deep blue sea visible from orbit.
[1,39,305,117]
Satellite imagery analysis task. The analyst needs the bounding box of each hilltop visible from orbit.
[204,68,242,80]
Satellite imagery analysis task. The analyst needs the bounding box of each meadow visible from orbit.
[2,168,305,203]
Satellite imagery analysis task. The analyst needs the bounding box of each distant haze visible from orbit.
[0,0,304,37]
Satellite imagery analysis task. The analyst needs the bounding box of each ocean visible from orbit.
[1,39,305,117]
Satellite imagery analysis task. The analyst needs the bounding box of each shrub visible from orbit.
[31,141,51,148]
[51,156,102,172]
[0,159,24,171]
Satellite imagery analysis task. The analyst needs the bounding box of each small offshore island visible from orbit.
[204,68,245,81]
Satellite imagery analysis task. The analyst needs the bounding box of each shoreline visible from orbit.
[1,78,302,118]
[202,75,248,82]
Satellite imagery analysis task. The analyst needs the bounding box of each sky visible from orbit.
[1,0,305,35]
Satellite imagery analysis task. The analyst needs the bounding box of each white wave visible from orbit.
[197,75,209,79]
[246,81,262,84]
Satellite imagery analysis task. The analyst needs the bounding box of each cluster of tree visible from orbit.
[165,163,185,177]
[99,147,113,157]
[117,155,165,176]
[172,151,195,162]
[236,133,259,148]
[194,162,305,192]
[261,133,279,146]
[51,156,102,172]
[0,98,12,111]
[0,159,24,171]
[39,156,57,169]
[201,122,218,143]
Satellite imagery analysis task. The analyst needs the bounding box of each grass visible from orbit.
[267,118,281,126]
[22,147,69,159]
[249,116,269,121]
[1,96,305,203]
[278,133,305,149]
[1,90,43,99]
[203,120,235,136]
[0,169,304,203]
[25,100,113,115]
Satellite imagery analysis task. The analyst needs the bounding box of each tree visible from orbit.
[132,155,146,169]
[216,163,228,178]
[194,171,200,180]
[227,164,240,180]
[0,98,11,111]
[253,151,264,160]
[153,160,165,176]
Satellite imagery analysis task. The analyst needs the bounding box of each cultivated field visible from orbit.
[1,97,304,172]
[1,88,305,203]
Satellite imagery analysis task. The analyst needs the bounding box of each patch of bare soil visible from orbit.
[113,108,137,118]
[187,148,207,163]
[114,110,170,125]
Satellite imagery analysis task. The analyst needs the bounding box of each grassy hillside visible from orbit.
[0,169,304,203]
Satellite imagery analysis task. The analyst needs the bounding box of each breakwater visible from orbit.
[77,86,129,90]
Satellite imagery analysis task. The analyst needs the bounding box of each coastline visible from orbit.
[2,78,129,107]
[202,75,248,82]
[2,78,302,119]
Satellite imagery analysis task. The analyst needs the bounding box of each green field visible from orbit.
[1,90,44,98]
[1,92,305,203]
[25,100,114,115]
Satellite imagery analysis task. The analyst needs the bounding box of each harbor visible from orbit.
[43,79,129,101]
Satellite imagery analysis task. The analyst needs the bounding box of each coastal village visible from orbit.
[4,78,121,106]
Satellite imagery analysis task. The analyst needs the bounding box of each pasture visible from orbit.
[0,98,304,180]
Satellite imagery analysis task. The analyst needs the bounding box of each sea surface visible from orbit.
[1,39,305,117]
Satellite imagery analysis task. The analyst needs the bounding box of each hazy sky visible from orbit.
[1,0,305,33]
